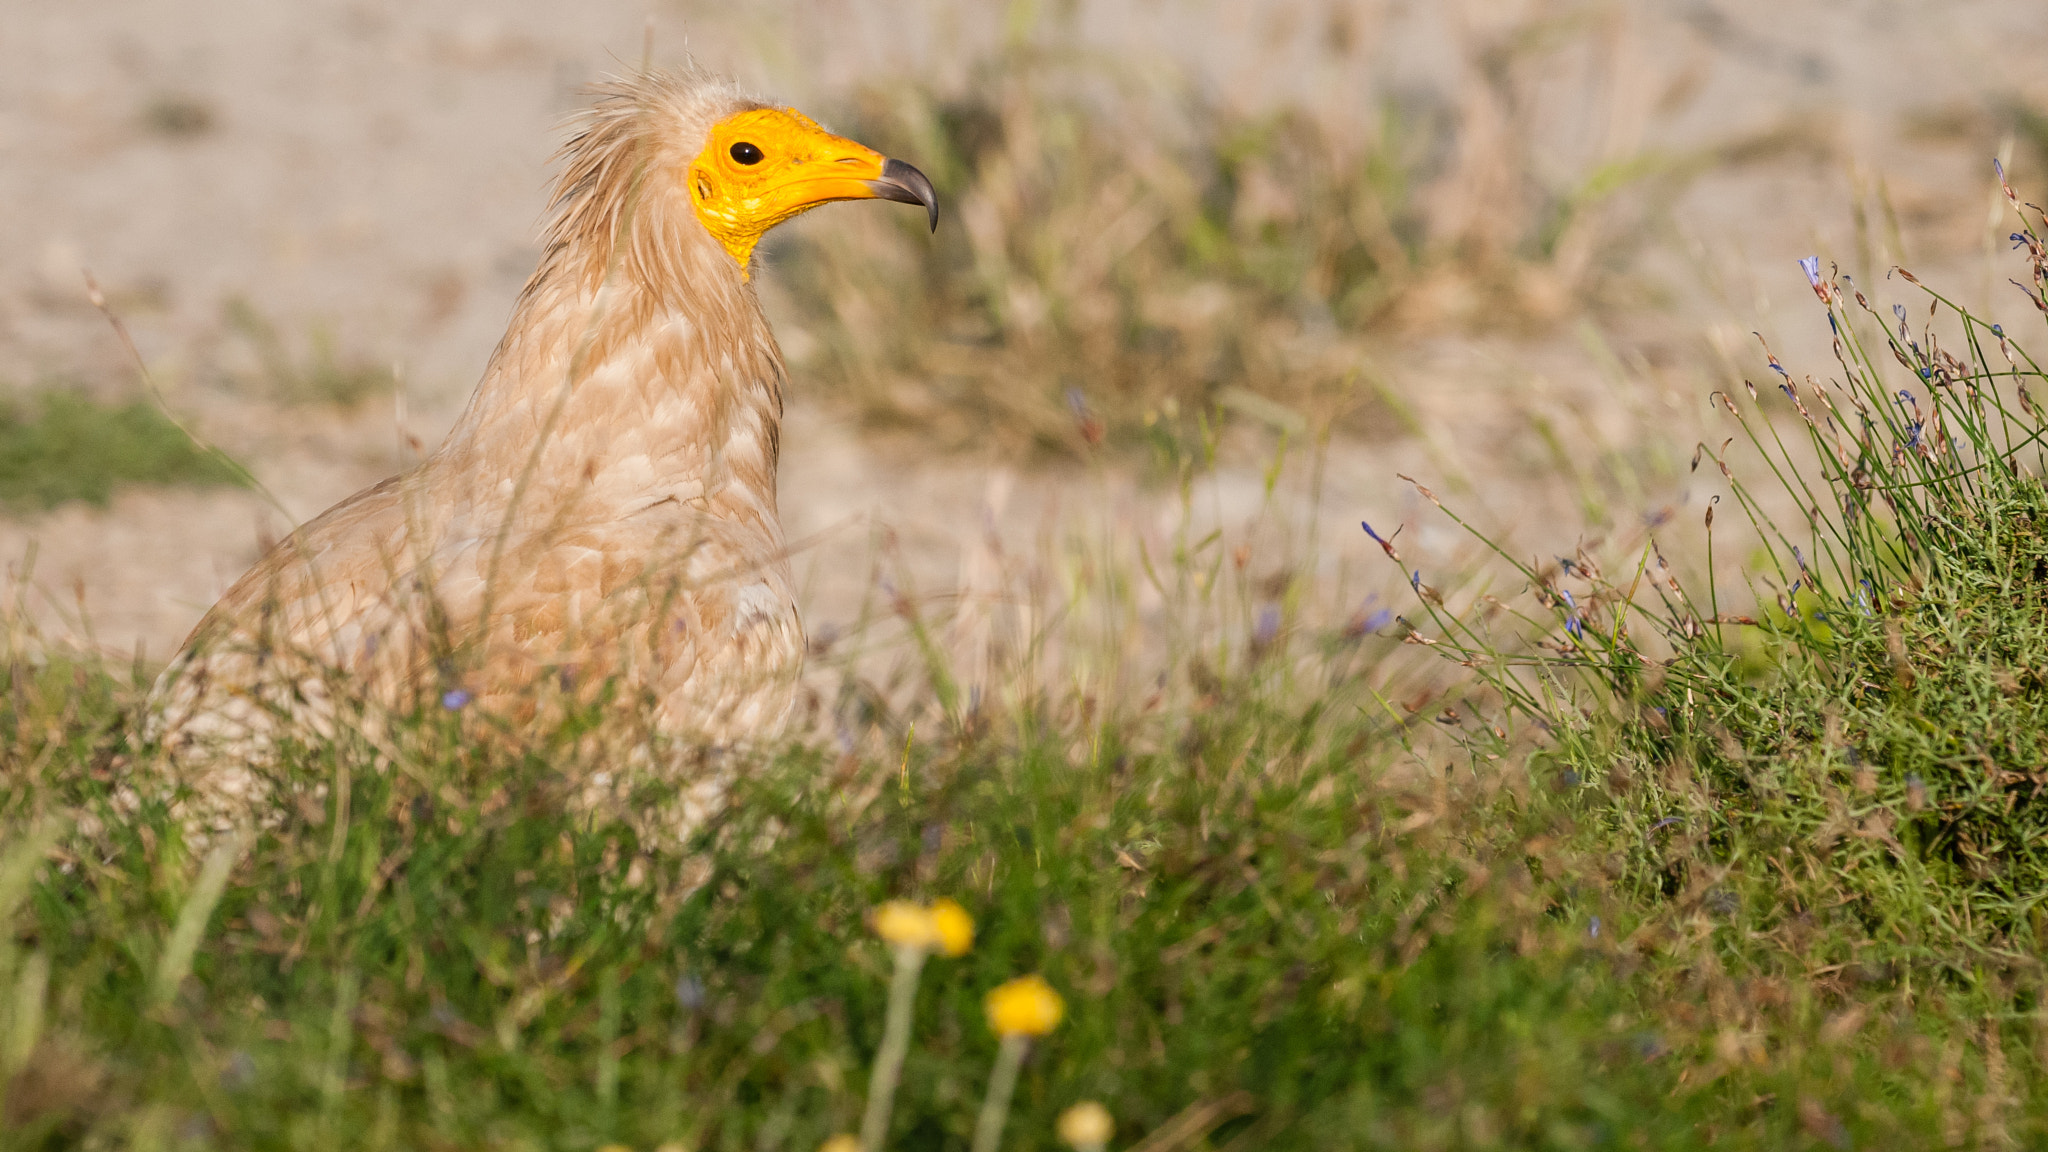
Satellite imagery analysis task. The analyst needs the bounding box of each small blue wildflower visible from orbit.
[441,688,471,711]
[1769,357,1789,378]
[1996,158,2008,181]
[1792,545,1807,572]
[2014,233,2032,250]
[1363,608,1393,632]
[1799,255,1822,287]
[1252,604,1281,647]
[1994,324,2007,338]
[1905,422,1924,449]
[1361,520,1400,559]
[1894,304,1908,322]
[1649,816,1681,833]
[1560,589,1578,610]
[1779,381,1796,399]
[1828,312,1838,334]
[1410,570,1422,589]
[1919,367,1932,379]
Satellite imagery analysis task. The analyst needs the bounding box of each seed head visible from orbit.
[1057,1102,1115,1150]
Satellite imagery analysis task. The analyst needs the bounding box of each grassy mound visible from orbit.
[1421,197,2048,978]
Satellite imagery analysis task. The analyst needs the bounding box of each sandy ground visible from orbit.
[4,0,2048,663]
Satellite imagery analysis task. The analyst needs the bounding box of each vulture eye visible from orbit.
[730,141,764,165]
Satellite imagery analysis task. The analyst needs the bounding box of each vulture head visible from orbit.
[543,68,939,295]
[689,105,939,266]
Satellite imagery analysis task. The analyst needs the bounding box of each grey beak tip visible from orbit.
[877,157,940,233]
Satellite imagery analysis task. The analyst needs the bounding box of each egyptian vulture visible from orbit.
[150,68,937,800]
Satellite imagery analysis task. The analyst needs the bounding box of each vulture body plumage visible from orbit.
[149,68,936,816]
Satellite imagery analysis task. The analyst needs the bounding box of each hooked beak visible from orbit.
[865,158,939,233]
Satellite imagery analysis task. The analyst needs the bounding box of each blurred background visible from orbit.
[3,0,2047,663]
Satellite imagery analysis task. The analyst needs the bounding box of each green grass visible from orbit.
[11,646,2042,1151]
[1394,188,2048,1142]
[1414,231,2048,966]
[0,391,248,510]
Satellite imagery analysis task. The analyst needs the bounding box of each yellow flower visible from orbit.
[872,900,935,949]
[985,974,1065,1037]
[818,1136,861,1152]
[928,898,976,957]
[1056,1101,1115,1149]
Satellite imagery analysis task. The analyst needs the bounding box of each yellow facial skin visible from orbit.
[689,107,936,274]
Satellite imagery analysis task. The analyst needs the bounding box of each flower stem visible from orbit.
[970,1034,1030,1152]
[860,945,927,1152]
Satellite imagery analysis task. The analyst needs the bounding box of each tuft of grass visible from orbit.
[0,391,248,511]
[1412,176,2048,976]
[141,95,217,139]
[765,11,1670,457]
